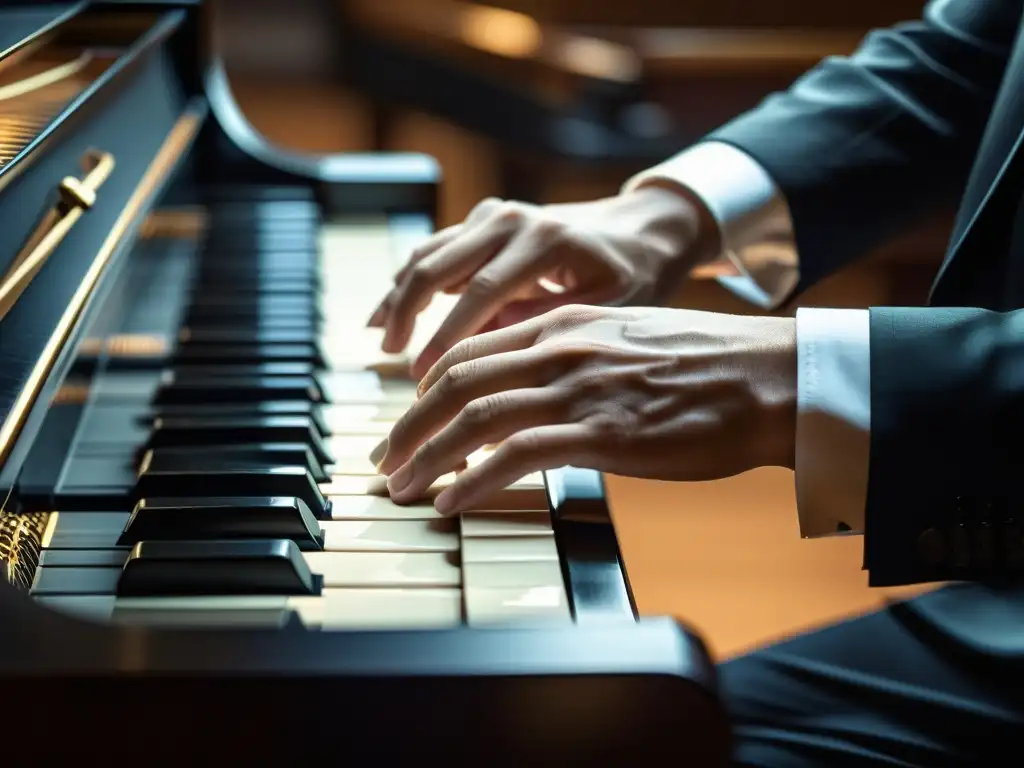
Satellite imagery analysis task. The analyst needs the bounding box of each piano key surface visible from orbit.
[21,194,607,631]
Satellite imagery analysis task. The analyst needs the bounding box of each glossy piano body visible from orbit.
[0,2,729,762]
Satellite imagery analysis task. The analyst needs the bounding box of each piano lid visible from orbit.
[0,5,198,491]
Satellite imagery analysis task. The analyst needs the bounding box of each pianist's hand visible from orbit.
[368,186,715,378]
[375,304,796,515]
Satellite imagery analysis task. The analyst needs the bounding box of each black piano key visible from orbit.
[172,342,325,365]
[142,443,329,482]
[117,496,324,550]
[148,415,333,463]
[131,466,331,519]
[146,400,325,432]
[153,374,324,405]
[183,307,318,327]
[191,274,320,292]
[168,362,316,378]
[178,329,320,346]
[116,540,322,597]
[187,293,317,311]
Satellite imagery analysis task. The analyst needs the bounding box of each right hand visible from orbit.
[368,184,719,378]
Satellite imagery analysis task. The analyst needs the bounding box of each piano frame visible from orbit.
[0,2,730,761]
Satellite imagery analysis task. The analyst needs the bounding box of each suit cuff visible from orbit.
[795,308,871,538]
[622,141,800,310]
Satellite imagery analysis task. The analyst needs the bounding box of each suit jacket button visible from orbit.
[917,527,946,565]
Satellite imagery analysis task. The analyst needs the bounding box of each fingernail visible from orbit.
[369,438,388,469]
[387,462,413,496]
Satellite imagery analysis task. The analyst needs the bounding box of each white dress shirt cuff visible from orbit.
[622,141,800,310]
[795,307,871,537]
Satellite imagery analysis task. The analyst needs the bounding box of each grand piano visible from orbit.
[0,2,729,761]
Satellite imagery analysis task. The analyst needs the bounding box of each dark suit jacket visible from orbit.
[707,0,1024,653]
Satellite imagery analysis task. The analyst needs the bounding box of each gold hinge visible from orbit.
[0,148,115,322]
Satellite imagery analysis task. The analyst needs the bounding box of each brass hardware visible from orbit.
[105,332,169,357]
[140,207,208,239]
[50,383,91,405]
[0,108,202,475]
[0,149,115,322]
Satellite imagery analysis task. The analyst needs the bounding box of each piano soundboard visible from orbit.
[0,3,730,763]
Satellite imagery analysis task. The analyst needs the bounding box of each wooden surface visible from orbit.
[230,75,935,662]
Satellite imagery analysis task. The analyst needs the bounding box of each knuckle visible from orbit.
[528,216,565,244]
[492,201,527,227]
[500,430,541,462]
[406,261,437,290]
[462,394,504,426]
[466,271,501,296]
[440,360,476,392]
[472,197,503,217]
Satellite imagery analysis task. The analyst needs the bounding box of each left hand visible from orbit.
[374,304,798,515]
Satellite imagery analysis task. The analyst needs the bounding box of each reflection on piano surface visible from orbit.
[0,3,729,762]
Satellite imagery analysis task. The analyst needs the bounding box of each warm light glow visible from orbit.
[554,37,641,82]
[457,5,541,59]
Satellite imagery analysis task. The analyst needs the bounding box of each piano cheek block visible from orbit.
[116,540,323,597]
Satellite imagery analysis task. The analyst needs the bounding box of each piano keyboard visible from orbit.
[19,190,600,631]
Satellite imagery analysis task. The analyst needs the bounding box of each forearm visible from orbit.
[866,306,1024,585]
[708,0,1019,289]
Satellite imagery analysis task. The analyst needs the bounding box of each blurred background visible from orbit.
[218,0,938,659]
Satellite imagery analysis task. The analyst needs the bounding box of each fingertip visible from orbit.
[434,488,456,515]
[381,329,406,355]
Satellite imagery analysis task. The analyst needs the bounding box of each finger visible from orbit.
[366,224,465,328]
[416,319,544,397]
[432,423,593,515]
[383,223,508,353]
[410,227,559,377]
[386,387,567,503]
[379,346,553,474]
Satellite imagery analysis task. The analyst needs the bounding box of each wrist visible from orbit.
[624,180,722,267]
[752,315,798,470]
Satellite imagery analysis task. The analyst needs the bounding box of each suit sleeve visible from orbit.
[708,0,1022,292]
[866,307,1024,586]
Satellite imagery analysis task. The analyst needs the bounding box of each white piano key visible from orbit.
[290,588,462,629]
[462,560,567,589]
[321,519,459,552]
[304,550,461,588]
[461,536,561,564]
[464,585,571,627]
[326,455,379,475]
[321,419,392,437]
[321,473,452,497]
[319,371,418,399]
[459,511,553,538]
[319,403,406,431]
[325,435,383,458]
[327,496,444,521]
